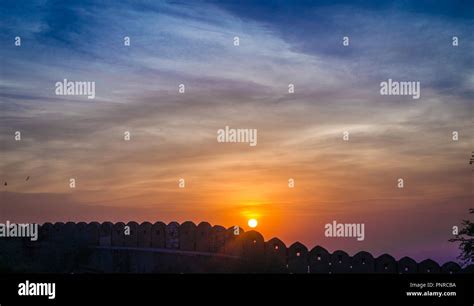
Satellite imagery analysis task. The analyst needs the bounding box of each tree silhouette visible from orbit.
[449,208,474,267]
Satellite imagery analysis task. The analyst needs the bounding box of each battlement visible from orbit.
[2,221,471,274]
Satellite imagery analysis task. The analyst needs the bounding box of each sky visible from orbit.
[0,0,473,264]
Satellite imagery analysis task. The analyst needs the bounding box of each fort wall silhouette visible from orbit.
[3,221,472,273]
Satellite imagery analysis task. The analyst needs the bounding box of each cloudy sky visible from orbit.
[0,0,472,264]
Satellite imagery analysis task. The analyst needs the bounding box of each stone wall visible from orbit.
[2,221,471,274]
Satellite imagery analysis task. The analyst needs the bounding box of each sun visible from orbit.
[248,218,258,228]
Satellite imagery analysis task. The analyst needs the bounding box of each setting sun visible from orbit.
[248,218,258,228]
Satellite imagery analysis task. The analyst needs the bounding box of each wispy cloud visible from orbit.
[0,0,471,262]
